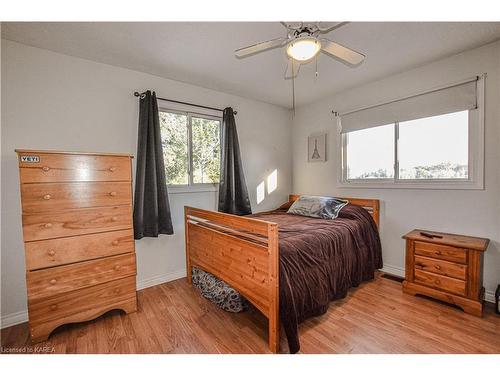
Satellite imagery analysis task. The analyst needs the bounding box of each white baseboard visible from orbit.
[484,290,496,304]
[0,310,29,330]
[0,270,187,330]
[380,264,405,278]
[380,263,496,303]
[136,270,186,291]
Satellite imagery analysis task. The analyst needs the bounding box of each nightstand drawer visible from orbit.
[414,269,466,296]
[414,255,467,280]
[414,241,467,264]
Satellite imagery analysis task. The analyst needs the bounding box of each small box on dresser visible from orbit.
[16,149,138,343]
[402,229,489,317]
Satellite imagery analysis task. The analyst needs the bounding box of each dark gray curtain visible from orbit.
[133,90,174,239]
[218,107,252,215]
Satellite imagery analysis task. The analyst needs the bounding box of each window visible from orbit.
[342,110,473,186]
[159,110,221,187]
[398,111,468,180]
[339,76,484,189]
[346,123,395,179]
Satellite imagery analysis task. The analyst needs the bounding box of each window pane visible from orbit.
[191,116,221,184]
[398,111,468,179]
[160,111,189,185]
[347,124,395,179]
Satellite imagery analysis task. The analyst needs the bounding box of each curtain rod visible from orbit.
[333,75,481,117]
[133,91,237,115]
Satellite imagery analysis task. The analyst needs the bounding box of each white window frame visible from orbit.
[159,106,222,194]
[337,76,485,190]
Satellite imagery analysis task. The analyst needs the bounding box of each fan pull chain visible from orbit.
[291,60,294,109]
[315,56,319,79]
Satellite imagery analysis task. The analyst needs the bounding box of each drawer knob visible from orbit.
[114,288,121,294]
[43,194,51,200]
[434,265,441,270]
[111,216,118,222]
[50,304,58,311]
[114,265,121,271]
[109,191,117,197]
[48,250,56,256]
[50,279,57,285]
[112,240,119,246]
[435,251,442,255]
[109,166,116,172]
[42,166,50,172]
[435,279,441,285]
[44,223,53,229]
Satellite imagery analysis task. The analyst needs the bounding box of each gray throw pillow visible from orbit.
[287,195,349,219]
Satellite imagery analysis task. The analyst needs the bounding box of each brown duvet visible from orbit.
[250,204,382,353]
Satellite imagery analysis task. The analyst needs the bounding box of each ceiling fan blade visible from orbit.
[284,59,301,80]
[320,39,365,66]
[317,22,350,34]
[234,37,287,58]
[280,21,303,30]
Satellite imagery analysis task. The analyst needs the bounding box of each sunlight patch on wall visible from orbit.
[267,169,278,194]
[256,181,265,204]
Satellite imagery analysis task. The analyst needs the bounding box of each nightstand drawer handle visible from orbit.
[114,265,121,271]
[109,191,117,197]
[48,250,56,256]
[434,279,441,285]
[42,166,50,172]
[109,166,116,172]
[111,216,118,222]
[44,223,53,229]
[434,265,441,270]
[435,251,442,255]
[50,279,57,285]
[43,194,51,200]
[112,240,119,246]
[114,288,121,294]
[50,304,58,311]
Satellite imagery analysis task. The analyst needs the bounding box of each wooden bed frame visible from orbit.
[184,194,379,353]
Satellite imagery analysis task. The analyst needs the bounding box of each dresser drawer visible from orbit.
[22,205,132,242]
[414,269,466,296]
[25,229,134,270]
[18,152,131,183]
[28,276,136,324]
[414,241,467,264]
[27,253,136,300]
[414,255,467,280]
[21,182,132,214]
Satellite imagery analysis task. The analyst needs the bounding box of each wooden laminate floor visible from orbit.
[2,273,499,354]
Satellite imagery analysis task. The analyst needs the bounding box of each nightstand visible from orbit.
[402,229,489,317]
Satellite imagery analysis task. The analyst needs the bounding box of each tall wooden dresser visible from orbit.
[16,149,137,343]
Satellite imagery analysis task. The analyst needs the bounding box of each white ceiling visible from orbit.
[3,22,500,108]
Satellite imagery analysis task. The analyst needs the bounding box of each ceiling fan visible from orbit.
[234,22,365,79]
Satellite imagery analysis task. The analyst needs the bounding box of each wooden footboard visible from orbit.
[184,206,280,353]
[184,195,380,354]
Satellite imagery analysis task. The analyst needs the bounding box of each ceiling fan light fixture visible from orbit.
[286,37,321,62]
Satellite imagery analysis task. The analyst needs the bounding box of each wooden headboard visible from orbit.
[288,194,380,228]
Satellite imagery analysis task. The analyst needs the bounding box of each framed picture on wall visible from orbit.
[308,133,327,162]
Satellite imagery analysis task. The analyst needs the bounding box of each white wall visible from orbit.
[0,40,292,326]
[292,41,500,301]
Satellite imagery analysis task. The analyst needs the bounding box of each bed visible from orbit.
[184,194,382,353]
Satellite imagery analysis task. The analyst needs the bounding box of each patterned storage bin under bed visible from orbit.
[192,267,249,313]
